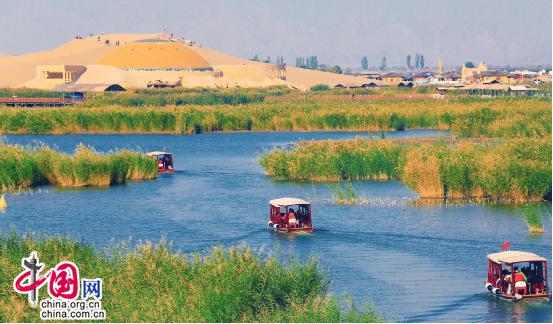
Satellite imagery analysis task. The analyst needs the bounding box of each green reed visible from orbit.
[517,204,546,234]
[331,182,357,204]
[0,233,382,322]
[0,95,549,138]
[260,138,552,203]
[0,144,156,190]
[0,145,44,191]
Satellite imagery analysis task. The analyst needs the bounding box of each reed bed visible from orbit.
[331,182,358,204]
[0,233,382,322]
[0,145,44,191]
[260,138,552,203]
[0,144,156,190]
[517,204,546,234]
[0,96,549,137]
[0,87,291,105]
[82,88,270,107]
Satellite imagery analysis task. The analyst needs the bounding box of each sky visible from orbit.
[0,0,551,68]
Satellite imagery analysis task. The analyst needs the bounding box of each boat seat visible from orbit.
[288,218,297,228]
[514,281,527,295]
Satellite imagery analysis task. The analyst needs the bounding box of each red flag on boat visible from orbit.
[501,241,510,250]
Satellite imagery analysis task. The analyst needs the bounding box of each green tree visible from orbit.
[332,65,343,74]
[361,56,369,70]
[307,56,319,69]
[380,56,387,70]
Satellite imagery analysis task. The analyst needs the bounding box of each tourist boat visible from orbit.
[485,250,551,301]
[145,151,175,173]
[268,197,313,233]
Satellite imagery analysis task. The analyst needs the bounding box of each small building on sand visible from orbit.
[479,70,510,84]
[379,72,404,84]
[36,65,87,87]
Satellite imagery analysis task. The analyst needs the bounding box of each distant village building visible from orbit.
[441,71,461,82]
[413,72,433,84]
[461,61,488,83]
[397,82,414,88]
[361,82,378,88]
[379,72,404,84]
[479,70,510,84]
[354,71,381,79]
[507,85,541,96]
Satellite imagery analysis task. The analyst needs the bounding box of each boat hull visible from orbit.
[272,226,313,233]
[489,292,552,302]
[158,169,175,173]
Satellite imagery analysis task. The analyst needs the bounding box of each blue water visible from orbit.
[1,130,551,322]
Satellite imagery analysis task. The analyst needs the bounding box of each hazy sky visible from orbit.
[1,0,551,68]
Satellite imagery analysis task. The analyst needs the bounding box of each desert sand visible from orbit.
[0,33,370,90]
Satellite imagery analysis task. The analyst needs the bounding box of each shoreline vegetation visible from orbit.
[0,234,382,322]
[0,144,156,191]
[259,138,552,203]
[518,204,546,234]
[0,89,550,137]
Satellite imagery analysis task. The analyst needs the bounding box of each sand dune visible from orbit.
[1,32,369,90]
[192,45,368,89]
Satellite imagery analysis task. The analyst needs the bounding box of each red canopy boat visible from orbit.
[268,197,313,233]
[485,250,551,301]
[146,151,175,173]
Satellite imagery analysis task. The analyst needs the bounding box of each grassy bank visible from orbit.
[259,138,552,203]
[0,144,156,191]
[0,234,382,322]
[0,96,549,137]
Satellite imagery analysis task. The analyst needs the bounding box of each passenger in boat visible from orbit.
[297,209,304,227]
[505,267,528,295]
[288,208,298,228]
[161,155,171,169]
[495,269,508,292]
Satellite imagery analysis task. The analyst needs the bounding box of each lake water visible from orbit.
[1,130,551,322]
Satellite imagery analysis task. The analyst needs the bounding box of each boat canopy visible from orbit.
[487,250,547,264]
[269,197,311,207]
[146,151,172,156]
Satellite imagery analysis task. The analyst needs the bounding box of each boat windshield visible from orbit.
[277,204,309,215]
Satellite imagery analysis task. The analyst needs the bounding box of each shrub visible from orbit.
[310,84,331,91]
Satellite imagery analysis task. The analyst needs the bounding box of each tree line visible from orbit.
[360,53,426,71]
